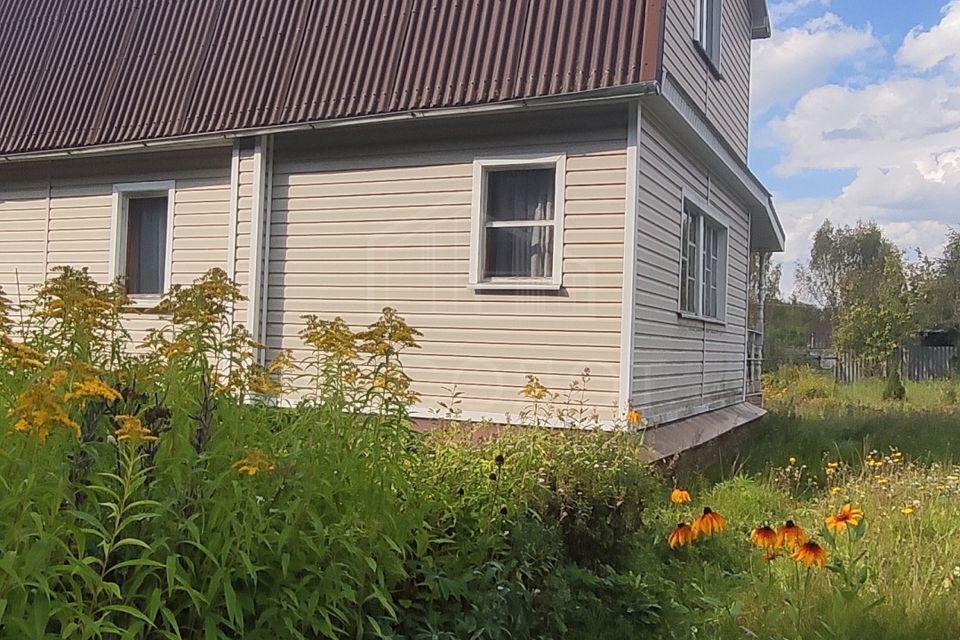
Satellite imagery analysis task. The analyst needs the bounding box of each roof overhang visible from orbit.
[643,74,784,253]
[0,83,662,164]
[749,0,772,39]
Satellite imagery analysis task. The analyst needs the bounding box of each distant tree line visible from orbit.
[758,221,960,374]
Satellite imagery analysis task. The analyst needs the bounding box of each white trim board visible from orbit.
[619,101,641,415]
[246,135,273,362]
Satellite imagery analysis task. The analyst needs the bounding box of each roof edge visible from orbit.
[0,83,660,164]
[749,0,772,39]
[645,74,784,252]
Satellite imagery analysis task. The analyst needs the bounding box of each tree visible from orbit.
[834,253,915,372]
[795,221,901,324]
[911,231,960,335]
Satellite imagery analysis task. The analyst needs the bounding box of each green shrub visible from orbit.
[0,269,667,640]
[882,367,907,401]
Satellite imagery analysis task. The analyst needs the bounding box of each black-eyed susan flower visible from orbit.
[670,488,692,504]
[777,520,807,550]
[668,523,695,549]
[750,526,779,552]
[825,503,863,534]
[692,507,725,537]
[791,540,828,569]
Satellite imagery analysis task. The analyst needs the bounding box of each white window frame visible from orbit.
[677,192,728,324]
[694,0,723,72]
[468,153,566,291]
[109,180,175,307]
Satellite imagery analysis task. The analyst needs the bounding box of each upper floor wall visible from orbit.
[661,0,759,160]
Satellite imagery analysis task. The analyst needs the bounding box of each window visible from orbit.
[696,0,722,68]
[679,198,727,321]
[469,155,565,289]
[110,181,174,301]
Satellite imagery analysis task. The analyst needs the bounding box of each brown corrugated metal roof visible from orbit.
[0,0,654,157]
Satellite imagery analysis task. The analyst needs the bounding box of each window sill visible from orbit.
[469,279,563,292]
[692,40,723,80]
[677,310,726,327]
[125,296,165,312]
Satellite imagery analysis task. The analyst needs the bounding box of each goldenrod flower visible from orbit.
[668,523,695,549]
[831,487,842,496]
[114,415,158,444]
[901,506,915,515]
[825,503,863,534]
[777,520,807,550]
[692,507,725,537]
[65,378,122,404]
[233,448,275,476]
[8,379,81,444]
[520,375,549,400]
[792,540,828,569]
[750,525,779,551]
[670,488,692,504]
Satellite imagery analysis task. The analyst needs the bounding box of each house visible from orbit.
[0,0,783,446]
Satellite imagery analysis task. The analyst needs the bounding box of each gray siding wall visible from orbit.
[661,0,753,159]
[632,111,749,424]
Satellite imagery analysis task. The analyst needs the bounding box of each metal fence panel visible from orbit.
[836,347,958,383]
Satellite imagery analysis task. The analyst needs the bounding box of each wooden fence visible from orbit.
[836,346,958,383]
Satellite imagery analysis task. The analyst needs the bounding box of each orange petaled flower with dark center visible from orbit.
[777,520,807,550]
[668,523,695,549]
[825,503,864,534]
[750,526,779,551]
[692,507,725,537]
[670,488,692,504]
[792,540,828,569]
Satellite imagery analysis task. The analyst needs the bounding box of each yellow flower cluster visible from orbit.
[520,375,549,401]
[1,338,46,370]
[233,448,276,476]
[9,377,81,444]
[114,415,158,444]
[65,377,122,404]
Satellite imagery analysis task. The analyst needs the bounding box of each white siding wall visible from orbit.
[265,118,628,419]
[661,0,753,159]
[0,148,234,343]
[632,112,749,424]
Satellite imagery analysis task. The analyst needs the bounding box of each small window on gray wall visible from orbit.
[696,0,722,67]
[679,197,727,321]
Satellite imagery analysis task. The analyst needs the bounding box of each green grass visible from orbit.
[658,370,960,639]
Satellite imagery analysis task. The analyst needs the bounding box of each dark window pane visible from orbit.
[486,169,555,222]
[484,226,554,279]
[126,196,167,295]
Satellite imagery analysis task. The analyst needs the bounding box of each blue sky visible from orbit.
[749,0,960,296]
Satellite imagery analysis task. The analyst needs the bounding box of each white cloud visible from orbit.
[897,0,960,74]
[758,3,960,295]
[751,13,878,117]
